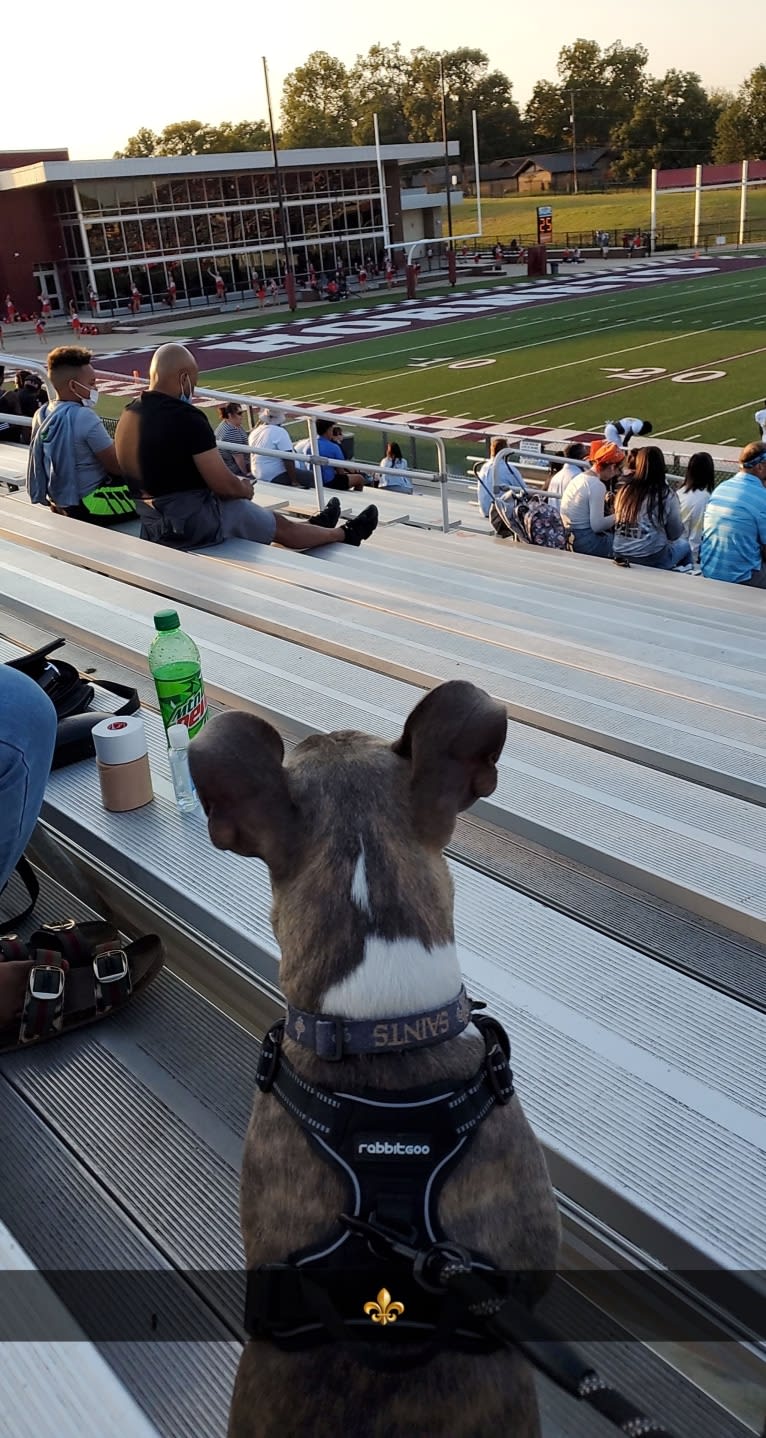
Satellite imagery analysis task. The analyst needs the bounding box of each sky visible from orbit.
[1,0,759,161]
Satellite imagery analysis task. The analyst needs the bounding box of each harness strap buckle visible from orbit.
[256,1021,284,1093]
[315,1016,347,1062]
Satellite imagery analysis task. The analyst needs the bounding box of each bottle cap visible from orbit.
[168,723,190,750]
[154,609,180,632]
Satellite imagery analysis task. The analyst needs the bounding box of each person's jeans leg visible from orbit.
[667,537,693,569]
[0,668,57,896]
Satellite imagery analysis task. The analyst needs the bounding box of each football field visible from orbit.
[98,256,766,452]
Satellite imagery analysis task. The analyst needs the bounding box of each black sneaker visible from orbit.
[308,495,341,528]
[342,505,379,546]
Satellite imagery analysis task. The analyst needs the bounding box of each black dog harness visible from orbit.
[246,1008,531,1363]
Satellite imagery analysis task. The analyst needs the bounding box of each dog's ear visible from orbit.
[189,711,300,880]
[392,681,507,847]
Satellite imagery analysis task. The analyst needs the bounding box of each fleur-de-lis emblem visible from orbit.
[456,992,472,1025]
[363,1288,405,1326]
[294,1016,306,1040]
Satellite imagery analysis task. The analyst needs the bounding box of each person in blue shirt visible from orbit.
[315,419,364,490]
[700,443,766,588]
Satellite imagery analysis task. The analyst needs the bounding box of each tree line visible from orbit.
[116,42,766,179]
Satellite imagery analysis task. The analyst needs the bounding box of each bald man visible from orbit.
[114,344,378,551]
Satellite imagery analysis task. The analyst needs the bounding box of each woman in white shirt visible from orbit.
[377,442,413,494]
[561,442,623,556]
[678,452,715,564]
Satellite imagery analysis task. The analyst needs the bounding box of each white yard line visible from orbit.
[654,395,765,436]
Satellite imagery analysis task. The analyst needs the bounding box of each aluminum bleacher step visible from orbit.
[0,537,764,946]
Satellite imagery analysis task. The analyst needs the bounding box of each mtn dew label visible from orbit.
[149,610,209,739]
[153,663,208,737]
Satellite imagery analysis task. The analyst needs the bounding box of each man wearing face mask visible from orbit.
[114,343,378,551]
[27,347,137,524]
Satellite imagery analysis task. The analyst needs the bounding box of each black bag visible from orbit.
[5,638,140,769]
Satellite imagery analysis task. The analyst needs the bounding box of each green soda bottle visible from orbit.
[149,610,208,738]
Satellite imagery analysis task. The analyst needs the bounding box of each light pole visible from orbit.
[439,56,453,244]
[262,56,296,310]
[569,90,578,195]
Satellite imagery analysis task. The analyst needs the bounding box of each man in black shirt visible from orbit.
[115,343,378,551]
[0,370,44,444]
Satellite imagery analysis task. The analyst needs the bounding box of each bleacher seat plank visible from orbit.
[4,505,764,806]
[1,537,764,952]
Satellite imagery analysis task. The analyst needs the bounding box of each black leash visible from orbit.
[341,1216,677,1438]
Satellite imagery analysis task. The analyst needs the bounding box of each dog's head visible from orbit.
[189,681,506,1015]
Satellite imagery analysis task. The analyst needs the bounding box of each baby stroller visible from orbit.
[475,465,567,549]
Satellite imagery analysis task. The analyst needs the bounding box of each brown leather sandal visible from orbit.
[0,919,164,1053]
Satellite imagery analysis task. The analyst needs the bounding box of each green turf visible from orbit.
[195,266,766,451]
[451,187,766,244]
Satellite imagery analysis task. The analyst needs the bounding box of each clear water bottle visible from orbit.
[167,724,199,813]
[148,609,208,738]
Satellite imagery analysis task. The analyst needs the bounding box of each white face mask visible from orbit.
[72,380,99,408]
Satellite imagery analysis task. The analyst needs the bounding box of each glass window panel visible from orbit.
[114,180,138,211]
[155,181,173,209]
[228,212,244,245]
[85,223,107,258]
[188,177,206,205]
[358,200,373,230]
[283,171,299,195]
[105,222,124,256]
[175,214,194,250]
[204,177,222,205]
[259,209,274,240]
[210,211,229,247]
[313,170,329,194]
[254,174,273,200]
[237,174,253,200]
[76,187,99,214]
[141,217,160,253]
[222,176,238,202]
[123,219,143,254]
[159,215,179,251]
[171,179,189,208]
[134,178,155,210]
[243,211,260,243]
[316,204,333,236]
[193,214,211,249]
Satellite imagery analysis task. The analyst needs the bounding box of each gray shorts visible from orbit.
[219,497,277,545]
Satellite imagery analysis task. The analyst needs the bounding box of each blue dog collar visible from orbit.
[284,986,478,1061]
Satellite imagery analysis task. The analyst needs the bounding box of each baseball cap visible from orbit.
[592,441,625,467]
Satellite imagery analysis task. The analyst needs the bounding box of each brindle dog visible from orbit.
[190,681,561,1438]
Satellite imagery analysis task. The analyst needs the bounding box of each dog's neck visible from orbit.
[275,834,461,1020]
[319,932,462,1020]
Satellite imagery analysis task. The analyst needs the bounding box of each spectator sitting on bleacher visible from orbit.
[375,442,413,494]
[754,401,766,442]
[0,370,44,444]
[700,441,766,589]
[604,417,653,448]
[248,407,305,487]
[214,403,250,478]
[678,452,715,564]
[315,419,365,491]
[28,347,137,525]
[476,437,526,518]
[114,344,377,551]
[612,446,692,570]
[561,442,622,557]
[546,442,588,507]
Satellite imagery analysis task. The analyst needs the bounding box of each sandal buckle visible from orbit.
[28,964,66,1002]
[93,947,132,1012]
[93,948,129,986]
[41,919,77,932]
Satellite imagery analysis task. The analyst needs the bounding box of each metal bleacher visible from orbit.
[0,468,764,1438]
